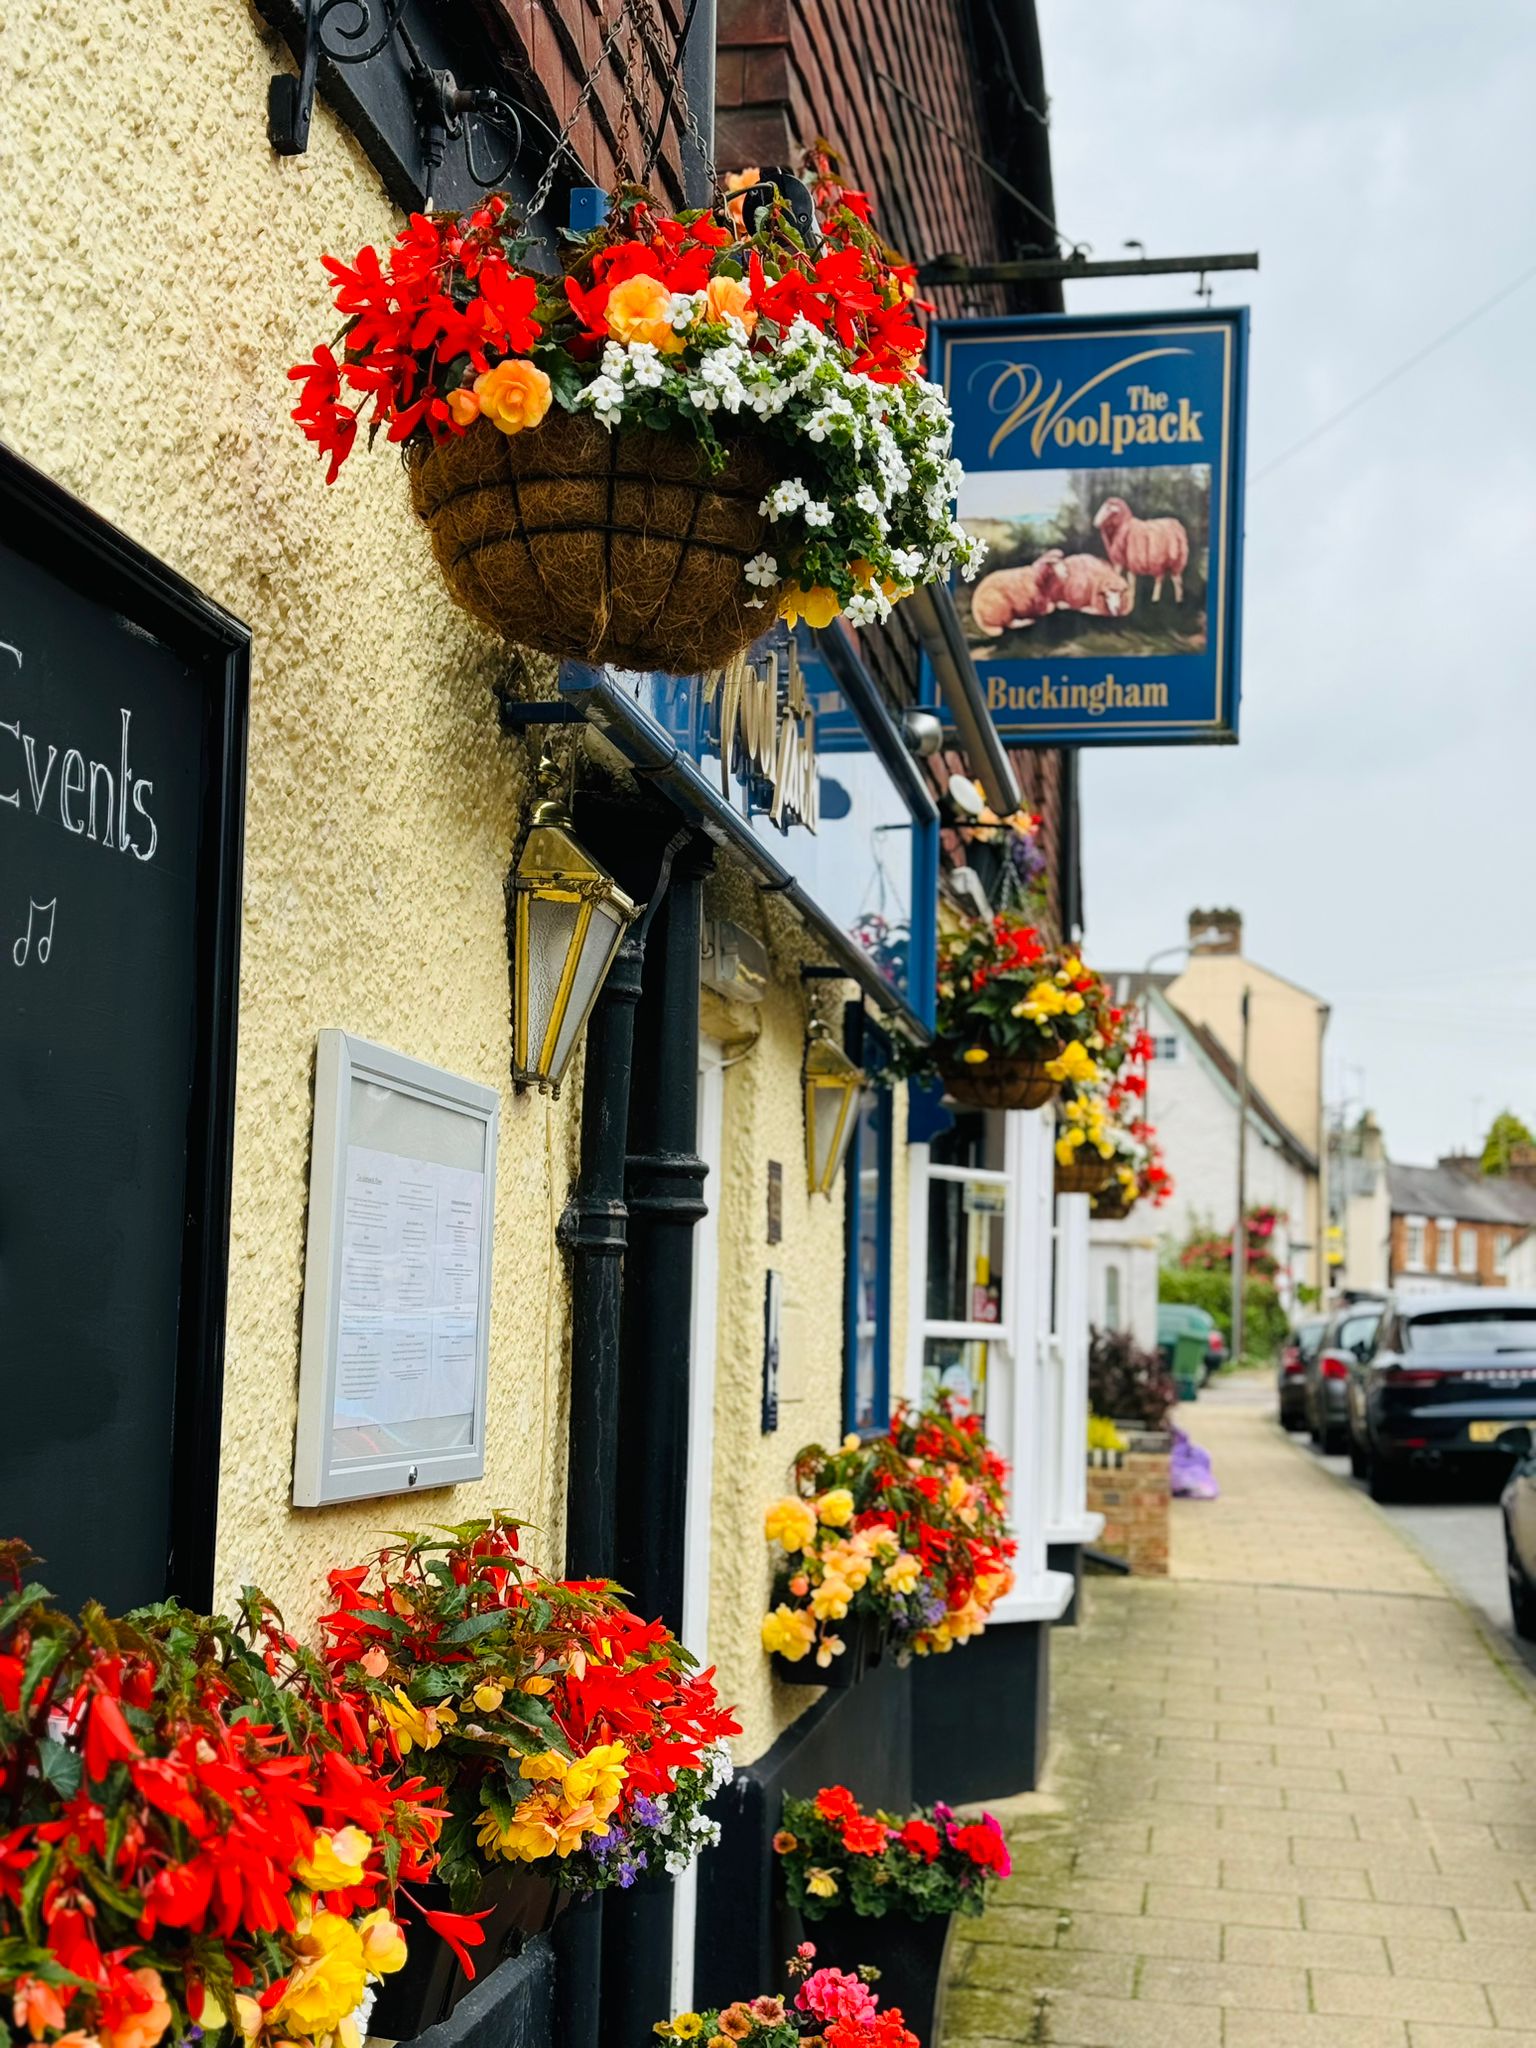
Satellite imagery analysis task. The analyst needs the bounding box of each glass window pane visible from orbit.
[924,1176,1006,1324]
[930,1108,1006,1172]
[548,898,625,1081]
[922,1336,993,1423]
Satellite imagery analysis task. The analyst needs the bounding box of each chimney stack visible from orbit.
[1188,906,1243,956]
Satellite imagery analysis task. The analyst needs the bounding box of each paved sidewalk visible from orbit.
[945,1379,1536,2045]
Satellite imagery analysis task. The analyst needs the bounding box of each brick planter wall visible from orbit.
[1087,1428,1171,1577]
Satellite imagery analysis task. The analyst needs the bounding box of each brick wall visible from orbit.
[1389,1211,1523,1290]
[1087,1436,1171,1576]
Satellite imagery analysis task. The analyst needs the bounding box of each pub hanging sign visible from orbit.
[933,308,1249,745]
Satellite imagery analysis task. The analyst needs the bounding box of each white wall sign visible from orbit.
[293,1031,500,1506]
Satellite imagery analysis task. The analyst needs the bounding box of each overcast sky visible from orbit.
[1036,1,1536,1164]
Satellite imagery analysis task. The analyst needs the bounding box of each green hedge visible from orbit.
[1158,1266,1289,1363]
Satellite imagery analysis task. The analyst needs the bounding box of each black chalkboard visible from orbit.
[0,447,247,1614]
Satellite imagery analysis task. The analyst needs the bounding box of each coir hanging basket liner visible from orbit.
[938,1051,1059,1112]
[1091,1187,1133,1220]
[409,410,783,672]
[1055,1156,1116,1196]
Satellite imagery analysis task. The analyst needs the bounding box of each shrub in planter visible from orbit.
[0,1543,442,2048]
[320,1517,738,2031]
[889,917,1121,1112]
[774,1786,1012,2040]
[761,1398,1016,1679]
[290,185,984,674]
[1087,1327,1176,1432]
[654,1946,919,2048]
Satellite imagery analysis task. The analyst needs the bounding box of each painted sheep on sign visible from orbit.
[1092,497,1190,605]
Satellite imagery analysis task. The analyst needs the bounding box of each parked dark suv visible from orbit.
[1346,1292,1536,1501]
[1277,1315,1327,1432]
[1305,1302,1383,1454]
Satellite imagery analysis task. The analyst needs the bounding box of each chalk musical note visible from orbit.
[12,897,56,968]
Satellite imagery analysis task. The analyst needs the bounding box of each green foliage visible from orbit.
[1481,1109,1535,1174]
[1158,1266,1288,1362]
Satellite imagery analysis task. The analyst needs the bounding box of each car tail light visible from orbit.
[1208,1332,1226,1354]
[1385,1367,1442,1388]
[1320,1350,1350,1381]
[1281,1353,1303,1377]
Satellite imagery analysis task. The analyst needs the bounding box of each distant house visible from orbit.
[1096,972,1319,1324]
[1384,1159,1536,1291]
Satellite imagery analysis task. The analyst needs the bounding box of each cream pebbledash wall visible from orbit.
[700,866,911,1766]
[1,1,579,1619]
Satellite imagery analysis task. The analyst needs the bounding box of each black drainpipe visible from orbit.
[550,809,694,2048]
[600,833,713,2020]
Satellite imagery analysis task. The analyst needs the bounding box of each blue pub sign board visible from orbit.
[933,308,1249,745]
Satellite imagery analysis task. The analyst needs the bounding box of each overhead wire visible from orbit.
[1252,257,1536,482]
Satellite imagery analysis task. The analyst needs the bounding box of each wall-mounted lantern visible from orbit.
[804,1020,865,1197]
[509,753,637,1097]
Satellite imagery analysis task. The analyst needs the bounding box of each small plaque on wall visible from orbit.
[293,1030,499,1506]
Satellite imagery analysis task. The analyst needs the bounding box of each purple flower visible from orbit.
[631,1794,666,1831]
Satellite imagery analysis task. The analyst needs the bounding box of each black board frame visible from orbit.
[1,444,249,1610]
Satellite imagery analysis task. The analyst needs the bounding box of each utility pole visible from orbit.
[1233,987,1251,1365]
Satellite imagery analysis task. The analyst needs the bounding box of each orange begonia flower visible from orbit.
[704,275,756,334]
[473,360,553,435]
[604,274,686,355]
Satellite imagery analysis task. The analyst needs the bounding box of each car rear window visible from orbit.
[1335,1311,1381,1355]
[1406,1308,1536,1354]
[1297,1319,1327,1360]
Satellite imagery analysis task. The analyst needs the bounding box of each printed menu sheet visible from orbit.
[332,1143,484,1433]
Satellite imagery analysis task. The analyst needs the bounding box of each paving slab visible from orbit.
[942,1382,1536,2045]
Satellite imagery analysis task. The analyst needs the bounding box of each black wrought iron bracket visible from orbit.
[496,698,586,733]
[268,0,542,197]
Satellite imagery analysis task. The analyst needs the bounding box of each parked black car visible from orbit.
[1307,1302,1383,1455]
[1499,1438,1536,1638]
[1277,1315,1327,1432]
[1346,1292,1536,1502]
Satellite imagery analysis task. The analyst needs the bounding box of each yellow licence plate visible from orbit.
[1470,1419,1519,1443]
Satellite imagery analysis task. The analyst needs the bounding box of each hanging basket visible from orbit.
[1091,1187,1134,1221]
[938,1050,1060,1112]
[1055,1156,1116,1196]
[408,410,784,673]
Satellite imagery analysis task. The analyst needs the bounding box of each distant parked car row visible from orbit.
[1280,1291,1536,1637]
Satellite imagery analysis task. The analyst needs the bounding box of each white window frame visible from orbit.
[1496,1230,1514,1277]
[1459,1226,1478,1275]
[907,1111,1075,1624]
[1436,1217,1457,1275]
[1404,1215,1426,1269]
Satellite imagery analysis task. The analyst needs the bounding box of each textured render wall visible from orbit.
[700,863,911,1766]
[0,1,579,1619]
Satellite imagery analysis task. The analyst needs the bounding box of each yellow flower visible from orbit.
[605,273,687,354]
[704,275,757,334]
[521,1674,555,1696]
[563,1742,628,1819]
[778,584,841,630]
[1046,1042,1099,1087]
[806,1867,839,1898]
[481,1785,608,1862]
[671,2016,704,2041]
[810,1576,851,1622]
[294,1826,374,1892]
[519,1749,570,1784]
[764,1496,818,1552]
[961,1046,989,1065]
[358,1909,408,1978]
[233,1995,264,2042]
[274,1914,368,2037]
[1062,992,1085,1015]
[1055,1134,1079,1167]
[841,1433,862,1452]
[762,1604,816,1661]
[378,1687,456,1755]
[945,1472,971,1512]
[885,1550,921,1595]
[473,359,554,434]
[446,387,481,427]
[471,1681,505,1714]
[816,1487,855,1528]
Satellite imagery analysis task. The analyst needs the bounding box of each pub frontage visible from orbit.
[0,5,1167,2046]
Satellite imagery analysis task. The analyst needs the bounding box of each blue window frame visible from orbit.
[844,1011,894,1435]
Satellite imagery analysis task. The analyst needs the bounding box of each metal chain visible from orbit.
[522,5,632,225]
[522,0,717,226]
[629,0,717,189]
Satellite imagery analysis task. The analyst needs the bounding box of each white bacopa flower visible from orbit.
[580,374,625,428]
[802,499,833,528]
[668,290,706,331]
[745,552,780,587]
[854,484,882,516]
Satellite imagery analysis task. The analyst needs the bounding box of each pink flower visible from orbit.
[796,1970,877,2026]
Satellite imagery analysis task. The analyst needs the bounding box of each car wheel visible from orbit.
[1282,1404,1306,1434]
[1369,1447,1407,1504]
[1322,1419,1348,1456]
[1348,1431,1368,1480]
[1507,1531,1536,1641]
[1307,1396,1322,1446]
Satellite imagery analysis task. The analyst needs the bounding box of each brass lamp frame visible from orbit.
[509,753,637,1096]
[804,1018,866,1197]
